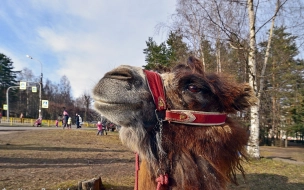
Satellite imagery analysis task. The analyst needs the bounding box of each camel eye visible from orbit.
[187,85,200,93]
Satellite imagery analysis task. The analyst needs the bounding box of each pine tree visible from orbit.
[0,53,20,113]
[143,32,189,71]
[259,26,304,144]
[143,37,168,70]
[166,31,189,67]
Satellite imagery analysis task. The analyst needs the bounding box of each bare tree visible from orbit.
[160,0,304,158]
[76,92,93,122]
[16,67,40,118]
[166,0,248,71]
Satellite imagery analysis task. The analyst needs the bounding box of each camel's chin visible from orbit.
[94,103,144,128]
[94,100,142,109]
[94,100,144,119]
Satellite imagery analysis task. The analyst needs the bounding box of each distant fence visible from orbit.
[0,117,96,128]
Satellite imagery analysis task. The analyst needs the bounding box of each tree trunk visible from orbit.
[285,133,288,148]
[247,0,260,159]
[258,0,279,96]
[216,45,221,73]
[259,0,280,147]
[200,48,206,71]
[271,88,277,146]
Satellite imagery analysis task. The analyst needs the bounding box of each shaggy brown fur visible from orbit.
[93,56,257,190]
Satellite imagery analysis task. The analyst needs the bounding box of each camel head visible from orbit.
[93,56,257,189]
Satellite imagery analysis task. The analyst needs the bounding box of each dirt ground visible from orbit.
[260,143,304,164]
[0,129,135,190]
[0,128,303,190]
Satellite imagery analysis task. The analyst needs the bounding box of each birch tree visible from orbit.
[247,0,260,158]
[162,0,247,71]
[162,0,304,158]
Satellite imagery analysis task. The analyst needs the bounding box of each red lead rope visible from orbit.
[156,174,169,190]
[134,153,169,190]
[134,153,139,190]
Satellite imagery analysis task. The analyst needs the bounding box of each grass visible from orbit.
[0,129,304,189]
[229,159,304,189]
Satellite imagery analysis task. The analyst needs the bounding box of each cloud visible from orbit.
[0,47,29,72]
[0,0,176,98]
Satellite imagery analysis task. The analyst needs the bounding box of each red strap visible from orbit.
[134,153,140,190]
[166,110,226,126]
[144,70,166,111]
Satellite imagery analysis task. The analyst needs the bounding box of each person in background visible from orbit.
[101,116,107,135]
[62,107,69,129]
[0,109,2,123]
[20,113,24,123]
[96,121,103,135]
[55,119,58,127]
[33,117,42,127]
[75,113,80,128]
[78,115,82,128]
[103,122,107,135]
[67,116,72,129]
[58,114,63,127]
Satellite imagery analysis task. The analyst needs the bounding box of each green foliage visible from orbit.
[143,31,189,70]
[0,53,19,87]
[259,26,304,138]
[166,31,189,66]
[0,53,20,113]
[290,99,304,133]
[200,37,216,71]
[143,37,169,70]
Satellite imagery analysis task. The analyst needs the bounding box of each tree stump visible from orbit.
[78,176,105,190]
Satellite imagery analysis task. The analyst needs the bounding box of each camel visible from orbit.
[93,56,257,190]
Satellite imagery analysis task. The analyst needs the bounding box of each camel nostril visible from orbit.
[105,68,133,80]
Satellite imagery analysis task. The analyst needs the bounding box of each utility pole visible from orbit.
[6,86,19,121]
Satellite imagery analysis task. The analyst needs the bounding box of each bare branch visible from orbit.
[255,0,289,35]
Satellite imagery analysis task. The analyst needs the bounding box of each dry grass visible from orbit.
[0,129,304,189]
[229,159,304,190]
[0,129,134,190]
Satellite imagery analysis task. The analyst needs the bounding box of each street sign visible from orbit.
[3,104,7,110]
[20,82,26,90]
[42,100,49,108]
[32,86,37,92]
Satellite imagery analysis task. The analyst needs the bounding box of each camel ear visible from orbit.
[232,83,258,111]
[187,56,204,74]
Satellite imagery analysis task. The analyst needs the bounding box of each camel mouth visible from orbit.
[94,100,129,106]
[94,99,143,108]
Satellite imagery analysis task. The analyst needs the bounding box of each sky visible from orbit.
[0,0,176,98]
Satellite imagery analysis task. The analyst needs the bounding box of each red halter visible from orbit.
[144,70,167,111]
[144,69,227,125]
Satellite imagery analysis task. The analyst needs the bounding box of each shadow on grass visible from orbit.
[261,156,304,165]
[56,184,133,190]
[101,185,133,190]
[264,156,297,161]
[65,173,304,190]
[0,129,27,132]
[0,157,133,169]
[0,144,128,153]
[229,173,304,190]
